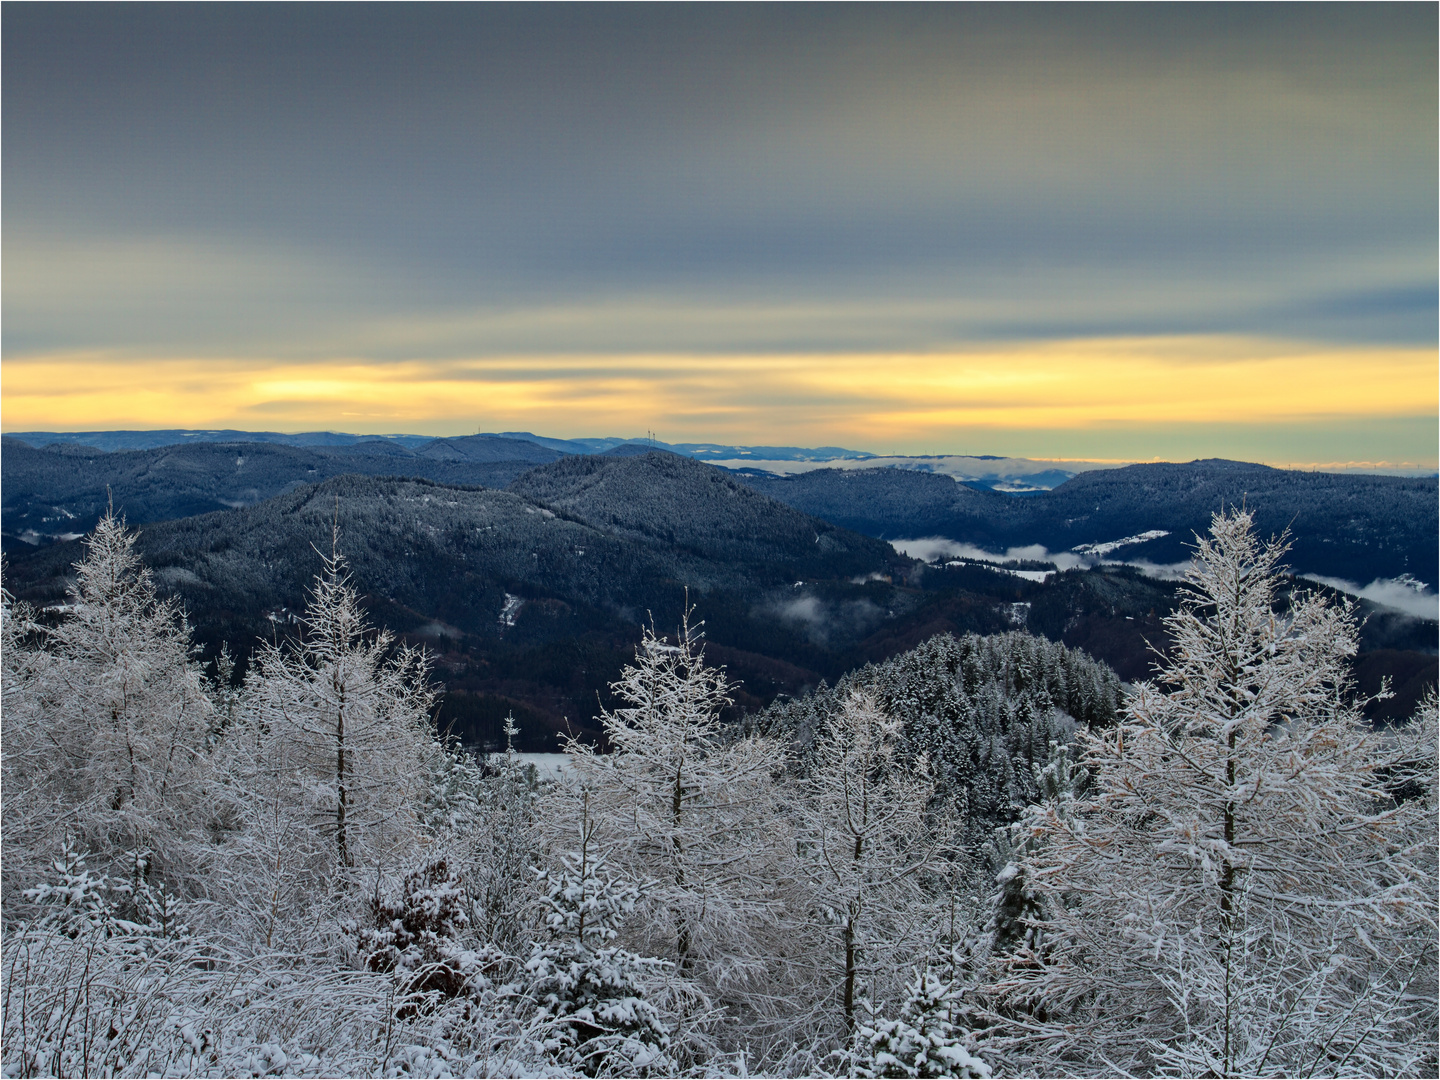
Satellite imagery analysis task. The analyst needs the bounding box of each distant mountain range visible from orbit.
[4,427,878,462]
[4,428,1102,493]
[5,432,1436,590]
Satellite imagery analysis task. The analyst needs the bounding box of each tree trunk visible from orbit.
[335,671,350,868]
[673,761,692,974]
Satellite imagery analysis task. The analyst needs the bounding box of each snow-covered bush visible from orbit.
[354,856,502,1015]
[525,803,674,1077]
[854,966,991,1079]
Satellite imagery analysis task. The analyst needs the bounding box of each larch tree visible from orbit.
[561,607,798,1004]
[1,511,218,905]
[236,530,440,883]
[988,508,1438,1078]
[800,690,949,1034]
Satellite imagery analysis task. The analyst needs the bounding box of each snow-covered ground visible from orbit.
[943,560,1054,582]
[1071,530,1170,557]
[496,752,575,781]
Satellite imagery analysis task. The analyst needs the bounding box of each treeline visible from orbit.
[0,510,1434,1077]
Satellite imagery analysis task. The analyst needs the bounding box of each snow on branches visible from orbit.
[988,508,1439,1078]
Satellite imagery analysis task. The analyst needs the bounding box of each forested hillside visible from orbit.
[509,451,887,576]
[8,451,1432,745]
[4,471,910,747]
[760,631,1122,846]
[741,458,1440,588]
[0,435,562,548]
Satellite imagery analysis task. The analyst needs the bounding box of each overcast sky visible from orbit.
[3,4,1435,464]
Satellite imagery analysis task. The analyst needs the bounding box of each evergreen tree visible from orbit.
[854,965,992,1079]
[526,793,674,1077]
[981,742,1087,955]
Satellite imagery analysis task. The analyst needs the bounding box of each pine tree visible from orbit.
[990,509,1439,1077]
[981,742,1087,956]
[353,855,495,1012]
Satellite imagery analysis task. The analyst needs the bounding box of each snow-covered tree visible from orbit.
[1,512,218,906]
[464,713,543,953]
[854,964,991,1079]
[981,742,1087,956]
[562,608,796,993]
[800,690,950,1033]
[236,531,440,879]
[526,792,675,1076]
[989,509,1439,1077]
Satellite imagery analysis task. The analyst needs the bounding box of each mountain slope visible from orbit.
[741,459,1439,588]
[5,470,915,747]
[508,451,897,581]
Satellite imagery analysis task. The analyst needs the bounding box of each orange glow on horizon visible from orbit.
[3,336,1435,465]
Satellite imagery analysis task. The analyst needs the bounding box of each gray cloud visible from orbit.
[3,4,1434,360]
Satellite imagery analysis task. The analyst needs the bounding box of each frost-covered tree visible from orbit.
[526,793,675,1077]
[989,509,1439,1077]
[854,964,991,1079]
[563,609,796,995]
[801,690,947,1033]
[981,742,1087,956]
[1,512,218,907]
[465,714,543,953]
[236,531,440,879]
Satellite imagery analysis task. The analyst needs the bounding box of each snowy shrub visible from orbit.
[854,967,991,1079]
[354,856,503,1015]
[525,816,675,1077]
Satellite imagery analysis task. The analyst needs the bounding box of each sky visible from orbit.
[3,4,1436,466]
